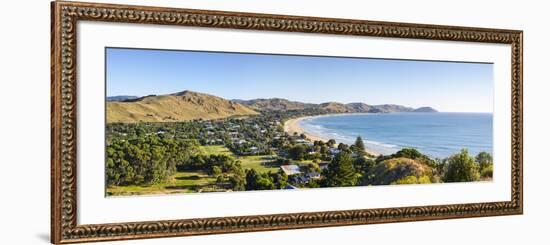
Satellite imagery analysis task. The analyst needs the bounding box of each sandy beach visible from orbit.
[283,115,381,156]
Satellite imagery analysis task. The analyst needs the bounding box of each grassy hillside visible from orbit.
[235,98,317,111]
[107,90,258,123]
[320,102,352,113]
[365,157,435,185]
[235,98,436,113]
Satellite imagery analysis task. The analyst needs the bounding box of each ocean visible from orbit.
[298,112,493,158]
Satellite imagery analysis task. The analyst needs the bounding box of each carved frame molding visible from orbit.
[51,1,523,243]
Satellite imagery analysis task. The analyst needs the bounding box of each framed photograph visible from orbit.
[51,1,523,243]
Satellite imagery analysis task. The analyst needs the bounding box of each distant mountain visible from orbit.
[234,98,317,111]
[369,104,414,113]
[234,98,436,113]
[320,102,351,113]
[345,103,372,112]
[413,107,438,112]
[106,95,138,102]
[107,90,258,123]
[107,91,438,123]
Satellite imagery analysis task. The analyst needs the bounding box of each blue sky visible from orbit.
[106,47,493,112]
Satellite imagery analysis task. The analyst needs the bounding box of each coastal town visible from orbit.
[106,91,493,196]
[106,106,377,194]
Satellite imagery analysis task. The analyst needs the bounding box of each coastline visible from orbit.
[283,114,382,156]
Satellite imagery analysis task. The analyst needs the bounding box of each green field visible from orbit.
[238,155,280,173]
[107,145,282,196]
[106,171,217,196]
[200,145,280,174]
[199,145,233,156]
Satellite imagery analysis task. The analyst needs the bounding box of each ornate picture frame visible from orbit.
[51,1,523,243]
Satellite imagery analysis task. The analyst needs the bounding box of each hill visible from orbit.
[369,104,414,113]
[345,102,372,112]
[236,98,436,113]
[106,90,258,123]
[413,107,438,112]
[320,102,352,113]
[106,95,138,102]
[364,157,435,185]
[235,98,316,111]
[107,91,438,123]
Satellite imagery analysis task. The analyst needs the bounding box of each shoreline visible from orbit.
[283,114,382,157]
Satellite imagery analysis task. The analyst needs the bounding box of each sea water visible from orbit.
[298,112,493,158]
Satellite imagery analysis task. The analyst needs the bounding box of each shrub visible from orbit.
[442,149,480,182]
[392,175,431,185]
[480,165,493,178]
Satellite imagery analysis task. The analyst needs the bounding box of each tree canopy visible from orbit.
[442,149,480,182]
[322,151,357,187]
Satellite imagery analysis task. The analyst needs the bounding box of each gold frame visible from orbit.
[51,1,523,243]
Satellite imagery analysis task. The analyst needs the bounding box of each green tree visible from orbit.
[480,165,493,178]
[212,166,222,177]
[442,149,480,182]
[322,151,357,187]
[229,166,246,191]
[337,143,349,151]
[106,134,201,187]
[320,145,329,155]
[476,152,493,176]
[353,157,375,173]
[245,169,259,190]
[289,144,307,160]
[269,170,288,189]
[255,175,276,190]
[476,151,493,170]
[245,169,276,190]
[352,136,366,154]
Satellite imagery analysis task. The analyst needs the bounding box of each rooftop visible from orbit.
[280,165,301,175]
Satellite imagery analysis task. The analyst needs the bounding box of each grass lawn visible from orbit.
[200,145,280,174]
[295,159,315,165]
[106,170,217,196]
[199,145,233,156]
[238,155,280,174]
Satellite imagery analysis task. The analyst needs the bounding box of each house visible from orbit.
[235,139,247,145]
[294,139,309,144]
[280,165,301,176]
[249,146,259,154]
[291,175,310,184]
[306,172,321,179]
[329,148,341,155]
